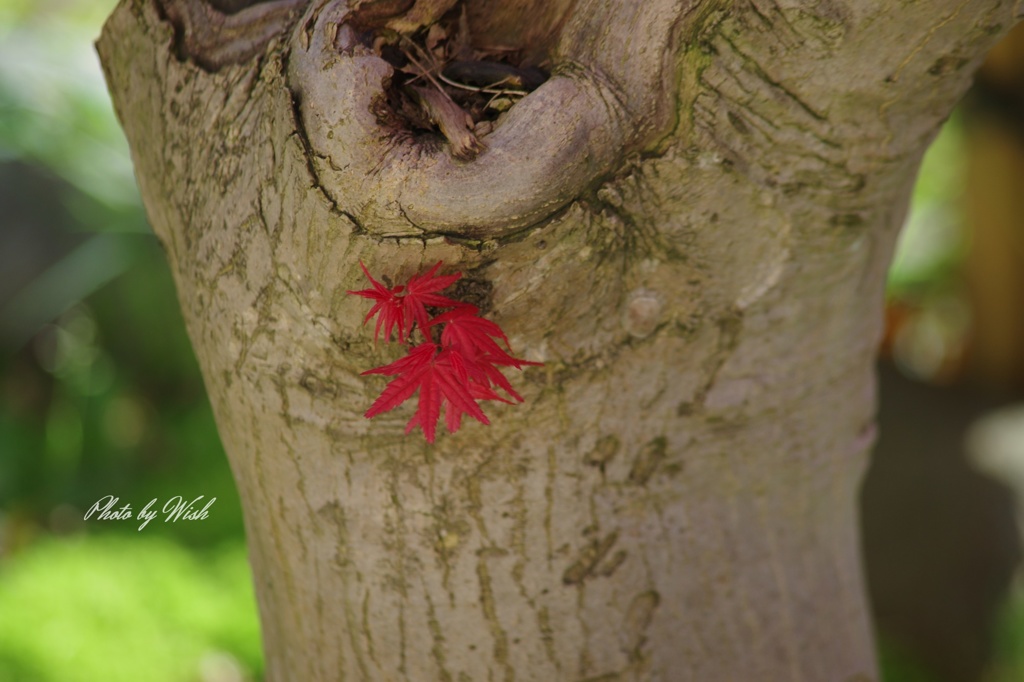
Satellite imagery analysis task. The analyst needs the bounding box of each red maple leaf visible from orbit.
[363,343,490,443]
[349,261,466,343]
[438,350,514,434]
[401,261,466,338]
[434,307,543,401]
[347,261,406,342]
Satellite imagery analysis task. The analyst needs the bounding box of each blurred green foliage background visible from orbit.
[0,1,260,680]
[0,2,1022,682]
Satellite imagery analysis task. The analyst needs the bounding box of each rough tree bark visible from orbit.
[97,0,1019,679]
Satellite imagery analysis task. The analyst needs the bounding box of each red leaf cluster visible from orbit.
[348,261,540,443]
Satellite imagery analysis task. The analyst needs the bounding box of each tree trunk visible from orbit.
[97,0,1017,679]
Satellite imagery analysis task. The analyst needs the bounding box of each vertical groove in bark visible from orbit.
[97,0,1018,679]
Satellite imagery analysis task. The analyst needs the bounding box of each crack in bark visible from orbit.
[694,33,867,198]
[716,31,827,123]
[627,437,669,486]
[423,587,455,682]
[676,309,744,416]
[563,530,620,585]
[286,88,370,233]
[886,0,974,84]
[476,558,516,682]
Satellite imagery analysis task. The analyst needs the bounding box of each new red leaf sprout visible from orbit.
[348,261,540,443]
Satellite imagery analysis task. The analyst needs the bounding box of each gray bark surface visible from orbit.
[98,0,1019,679]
